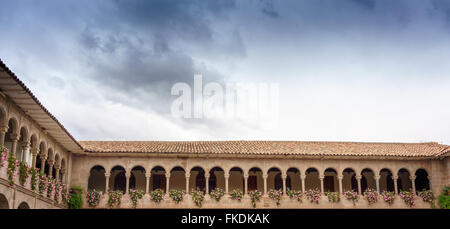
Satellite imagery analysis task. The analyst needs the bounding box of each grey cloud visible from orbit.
[260,0,279,18]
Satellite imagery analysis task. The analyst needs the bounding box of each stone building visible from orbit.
[0,59,449,209]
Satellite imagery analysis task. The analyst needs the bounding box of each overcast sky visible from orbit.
[1,0,450,144]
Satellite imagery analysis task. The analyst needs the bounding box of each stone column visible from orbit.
[224,174,229,194]
[356,175,362,195]
[10,134,19,156]
[205,174,210,194]
[300,174,306,192]
[21,142,30,163]
[105,172,110,193]
[145,172,150,194]
[0,126,7,146]
[40,155,47,175]
[375,175,381,193]
[338,175,343,194]
[282,173,287,194]
[319,175,325,195]
[47,159,54,178]
[125,172,130,194]
[60,169,66,184]
[166,174,170,194]
[244,174,249,194]
[31,147,39,169]
[54,165,61,182]
[410,175,416,194]
[263,173,268,196]
[185,175,190,194]
[393,175,399,194]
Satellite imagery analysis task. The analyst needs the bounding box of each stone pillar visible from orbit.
[263,173,268,196]
[54,165,61,182]
[338,175,343,194]
[31,147,39,169]
[205,174,210,194]
[0,126,7,146]
[300,174,306,192]
[319,175,325,195]
[185,175,190,194]
[10,134,19,156]
[375,175,380,193]
[40,155,47,175]
[410,175,416,194]
[244,174,249,194]
[282,173,287,194]
[393,175,399,194]
[145,172,150,194]
[125,172,130,194]
[166,174,170,194]
[21,142,30,163]
[47,159,54,178]
[224,174,229,194]
[356,175,362,195]
[105,172,110,193]
[60,169,66,184]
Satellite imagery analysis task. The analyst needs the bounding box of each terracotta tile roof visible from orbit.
[79,141,450,158]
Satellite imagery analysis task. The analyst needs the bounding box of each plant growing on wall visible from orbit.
[343,190,359,206]
[61,184,70,206]
[326,191,340,203]
[18,161,29,186]
[363,188,379,205]
[30,168,39,191]
[287,189,303,203]
[248,190,262,208]
[210,188,225,202]
[169,190,185,204]
[418,190,435,208]
[305,189,321,204]
[438,186,450,209]
[47,177,55,199]
[108,190,123,208]
[399,190,415,208]
[0,146,8,167]
[68,185,83,209]
[192,189,205,207]
[229,189,243,201]
[150,189,164,203]
[129,189,145,208]
[86,189,102,207]
[38,174,47,196]
[7,153,18,186]
[54,181,63,204]
[381,191,395,205]
[268,189,283,206]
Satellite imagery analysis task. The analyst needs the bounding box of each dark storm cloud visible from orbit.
[259,0,279,18]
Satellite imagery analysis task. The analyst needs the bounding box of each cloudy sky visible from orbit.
[1,0,450,144]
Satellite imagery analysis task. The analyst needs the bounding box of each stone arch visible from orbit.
[305,167,320,191]
[169,166,186,191]
[229,167,244,192]
[379,168,394,192]
[397,168,412,192]
[324,168,338,192]
[415,168,430,192]
[17,201,30,209]
[130,166,146,191]
[0,193,8,209]
[248,167,263,192]
[4,117,19,153]
[361,168,376,194]
[209,166,225,193]
[109,165,126,193]
[286,167,301,191]
[267,167,282,191]
[88,165,106,192]
[17,126,29,162]
[151,166,166,192]
[342,168,358,192]
[190,166,206,193]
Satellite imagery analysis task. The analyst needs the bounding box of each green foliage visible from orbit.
[129,189,145,208]
[68,185,83,209]
[438,186,450,209]
[192,189,205,207]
